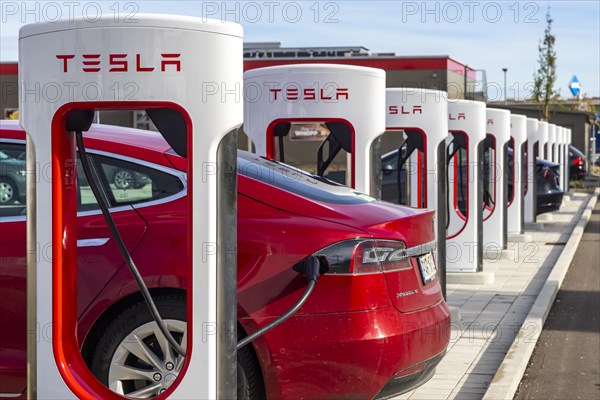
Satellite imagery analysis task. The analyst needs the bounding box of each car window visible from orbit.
[0,143,27,217]
[238,151,375,205]
[381,146,409,171]
[382,154,398,170]
[78,153,185,211]
[0,141,184,218]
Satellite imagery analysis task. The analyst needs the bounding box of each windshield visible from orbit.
[238,151,375,205]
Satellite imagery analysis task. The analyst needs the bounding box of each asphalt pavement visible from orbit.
[514,194,600,400]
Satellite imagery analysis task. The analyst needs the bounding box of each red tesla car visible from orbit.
[0,120,449,399]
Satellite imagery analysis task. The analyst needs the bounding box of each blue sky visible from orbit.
[1,1,598,100]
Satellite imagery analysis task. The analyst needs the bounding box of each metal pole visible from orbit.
[464,64,468,99]
[502,68,508,104]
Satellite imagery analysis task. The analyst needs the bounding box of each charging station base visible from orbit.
[536,213,554,222]
[507,233,533,243]
[449,306,462,322]
[482,248,509,261]
[446,272,495,285]
[525,222,546,231]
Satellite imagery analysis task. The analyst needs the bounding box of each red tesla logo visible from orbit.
[388,105,423,115]
[487,118,494,125]
[449,113,466,120]
[269,87,349,101]
[56,54,181,73]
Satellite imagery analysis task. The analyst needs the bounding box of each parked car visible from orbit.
[0,149,26,205]
[0,120,450,399]
[380,147,564,215]
[506,148,564,215]
[108,166,152,189]
[569,145,586,180]
[531,157,564,214]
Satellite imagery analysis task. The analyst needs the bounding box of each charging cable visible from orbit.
[237,256,325,350]
[75,130,186,358]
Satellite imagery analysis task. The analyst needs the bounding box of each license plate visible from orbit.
[418,252,437,284]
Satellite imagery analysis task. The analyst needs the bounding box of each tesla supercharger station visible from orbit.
[384,88,448,295]
[507,114,527,236]
[20,16,242,399]
[536,122,553,221]
[446,100,486,275]
[525,118,539,223]
[566,128,572,190]
[560,127,569,192]
[557,127,565,191]
[482,108,510,255]
[538,121,549,160]
[244,64,386,195]
[548,124,557,163]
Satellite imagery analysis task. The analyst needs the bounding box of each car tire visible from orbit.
[238,328,266,400]
[90,294,187,398]
[113,169,134,190]
[90,294,265,399]
[0,177,18,204]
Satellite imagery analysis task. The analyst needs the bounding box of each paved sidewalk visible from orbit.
[392,192,595,400]
[514,196,599,400]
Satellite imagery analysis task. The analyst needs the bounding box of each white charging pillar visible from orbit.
[20,15,242,399]
[525,119,540,223]
[557,126,565,190]
[565,128,572,190]
[548,124,557,163]
[538,121,549,160]
[384,88,449,294]
[446,100,486,274]
[507,114,527,235]
[483,108,510,252]
[244,64,386,195]
[562,127,568,191]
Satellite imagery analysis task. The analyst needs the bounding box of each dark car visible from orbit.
[106,166,152,189]
[381,148,408,204]
[533,157,564,214]
[380,147,563,216]
[0,149,26,205]
[568,145,586,180]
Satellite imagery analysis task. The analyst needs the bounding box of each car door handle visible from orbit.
[77,238,110,247]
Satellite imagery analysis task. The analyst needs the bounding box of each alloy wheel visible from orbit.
[107,320,186,398]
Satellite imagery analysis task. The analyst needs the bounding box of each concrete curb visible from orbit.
[483,188,599,400]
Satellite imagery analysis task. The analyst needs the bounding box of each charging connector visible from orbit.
[237,256,328,350]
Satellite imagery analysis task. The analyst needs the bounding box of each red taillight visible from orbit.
[543,169,550,179]
[314,239,411,275]
[574,156,583,165]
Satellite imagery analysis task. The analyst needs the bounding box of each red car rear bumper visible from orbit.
[245,300,451,399]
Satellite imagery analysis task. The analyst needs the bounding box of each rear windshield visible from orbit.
[237,151,375,205]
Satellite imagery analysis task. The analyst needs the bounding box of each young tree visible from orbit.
[532,9,558,121]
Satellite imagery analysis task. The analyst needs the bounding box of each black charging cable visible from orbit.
[75,130,186,358]
[237,256,325,350]
[77,125,324,355]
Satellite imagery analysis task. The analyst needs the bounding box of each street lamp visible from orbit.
[502,68,508,104]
